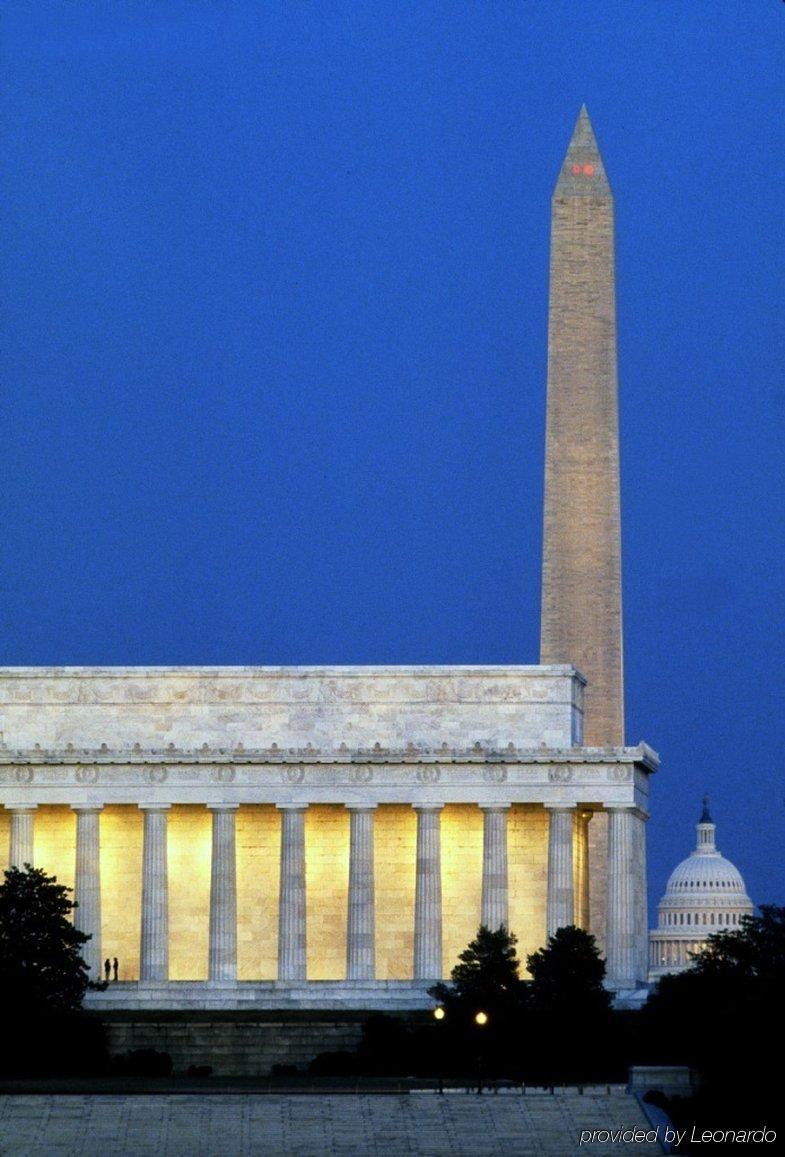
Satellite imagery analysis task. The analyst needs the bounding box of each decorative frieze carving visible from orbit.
[416,766,440,785]
[348,766,373,784]
[608,766,632,782]
[0,736,656,814]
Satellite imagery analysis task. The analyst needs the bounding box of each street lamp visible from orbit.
[474,1011,489,1094]
[432,1006,446,1093]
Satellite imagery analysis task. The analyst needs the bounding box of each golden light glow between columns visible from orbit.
[508,805,548,971]
[305,805,349,979]
[101,806,143,980]
[573,810,591,931]
[441,805,483,974]
[167,806,211,980]
[374,805,416,979]
[0,810,10,868]
[237,805,280,980]
[33,806,75,889]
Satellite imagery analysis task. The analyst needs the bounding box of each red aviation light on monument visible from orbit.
[556,106,611,199]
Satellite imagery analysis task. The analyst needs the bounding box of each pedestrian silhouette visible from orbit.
[113,957,119,982]
[104,958,111,981]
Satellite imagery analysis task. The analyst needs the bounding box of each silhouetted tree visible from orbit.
[429,924,527,1021]
[517,926,614,1084]
[424,925,528,1080]
[0,865,106,1077]
[642,907,785,1132]
[0,865,90,1015]
[689,904,785,987]
[527,925,611,1016]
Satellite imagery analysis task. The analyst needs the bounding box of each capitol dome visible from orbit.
[649,798,753,979]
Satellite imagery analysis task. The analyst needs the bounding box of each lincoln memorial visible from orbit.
[0,108,657,1010]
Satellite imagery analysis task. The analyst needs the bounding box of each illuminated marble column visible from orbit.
[346,805,376,980]
[140,804,170,982]
[413,805,443,980]
[480,805,510,930]
[208,804,238,983]
[546,805,575,936]
[72,806,103,979]
[277,805,307,981]
[606,805,646,989]
[7,805,36,868]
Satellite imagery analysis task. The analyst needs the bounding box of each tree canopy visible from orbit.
[429,924,527,1020]
[0,865,91,1015]
[526,924,611,1015]
[688,904,785,987]
[426,922,620,1084]
[646,905,785,1029]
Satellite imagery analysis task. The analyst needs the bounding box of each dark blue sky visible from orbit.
[2,2,783,917]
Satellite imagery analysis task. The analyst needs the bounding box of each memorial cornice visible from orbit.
[0,741,658,771]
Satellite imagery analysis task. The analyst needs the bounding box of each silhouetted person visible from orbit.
[104,958,111,982]
[112,957,119,982]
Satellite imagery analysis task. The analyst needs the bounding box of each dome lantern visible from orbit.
[696,794,716,851]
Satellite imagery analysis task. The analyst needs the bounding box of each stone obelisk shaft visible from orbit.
[540,107,624,953]
[540,106,624,749]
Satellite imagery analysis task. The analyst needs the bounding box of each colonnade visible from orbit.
[4,800,645,989]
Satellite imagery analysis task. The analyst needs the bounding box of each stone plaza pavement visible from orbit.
[0,1091,663,1156]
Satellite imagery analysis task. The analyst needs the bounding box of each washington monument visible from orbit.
[541,107,626,950]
